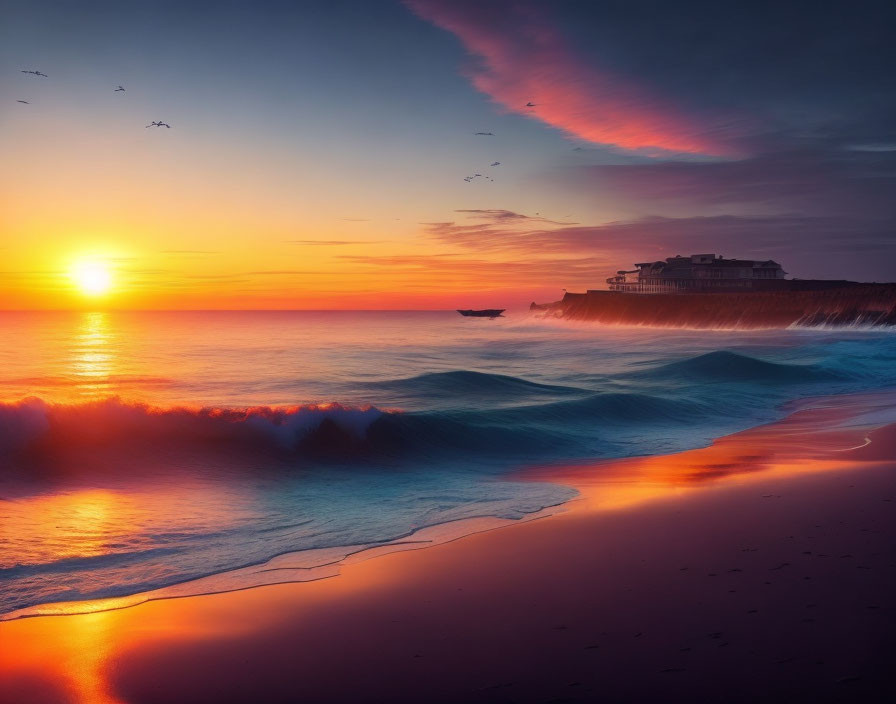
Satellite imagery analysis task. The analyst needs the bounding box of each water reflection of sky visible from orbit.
[71,312,115,398]
[1,310,894,408]
[0,482,260,568]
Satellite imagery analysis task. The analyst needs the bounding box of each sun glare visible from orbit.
[71,260,113,296]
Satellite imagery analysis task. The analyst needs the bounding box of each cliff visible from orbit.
[532,284,896,329]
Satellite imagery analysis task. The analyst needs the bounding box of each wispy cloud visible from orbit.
[160,250,222,255]
[244,270,329,276]
[286,240,386,246]
[336,252,611,291]
[454,209,573,225]
[416,210,896,280]
[404,0,737,155]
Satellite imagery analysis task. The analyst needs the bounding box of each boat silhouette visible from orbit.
[457,309,505,319]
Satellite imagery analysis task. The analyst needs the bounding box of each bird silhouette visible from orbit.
[145,121,171,128]
[525,101,536,107]
[21,70,48,77]
[490,161,500,166]
[17,100,29,104]
[114,85,125,92]
[474,132,494,136]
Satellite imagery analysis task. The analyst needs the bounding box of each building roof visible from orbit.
[634,256,782,268]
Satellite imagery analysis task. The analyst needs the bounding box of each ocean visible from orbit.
[1,310,894,618]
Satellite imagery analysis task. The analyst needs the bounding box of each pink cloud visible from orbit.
[405,0,734,156]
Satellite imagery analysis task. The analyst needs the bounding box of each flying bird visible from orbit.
[21,70,48,77]
[474,132,494,136]
[145,121,171,128]
[525,102,536,107]
[114,85,125,92]
[490,161,500,167]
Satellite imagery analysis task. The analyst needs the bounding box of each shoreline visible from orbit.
[0,507,569,622]
[2,390,895,702]
[5,386,889,623]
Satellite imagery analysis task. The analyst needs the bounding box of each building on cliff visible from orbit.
[529,253,896,327]
[606,254,787,293]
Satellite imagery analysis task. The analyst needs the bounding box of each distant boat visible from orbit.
[457,309,505,318]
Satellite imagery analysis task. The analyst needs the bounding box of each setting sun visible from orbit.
[71,260,113,296]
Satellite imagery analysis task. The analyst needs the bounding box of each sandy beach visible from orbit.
[2,391,894,704]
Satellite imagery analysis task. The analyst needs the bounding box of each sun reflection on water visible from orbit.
[0,489,127,568]
[71,312,116,398]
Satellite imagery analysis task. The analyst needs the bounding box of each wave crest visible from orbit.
[0,385,715,471]
[0,397,385,459]
[364,370,585,398]
[631,351,847,383]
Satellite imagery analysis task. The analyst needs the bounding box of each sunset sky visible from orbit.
[2,0,894,309]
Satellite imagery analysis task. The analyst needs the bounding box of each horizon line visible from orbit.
[0,308,504,313]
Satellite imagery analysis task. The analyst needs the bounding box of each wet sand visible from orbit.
[1,393,895,703]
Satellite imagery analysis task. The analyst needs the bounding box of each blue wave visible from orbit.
[630,350,848,383]
[360,392,714,459]
[361,369,588,407]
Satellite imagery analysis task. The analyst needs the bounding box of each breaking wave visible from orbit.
[0,390,715,470]
[0,350,868,472]
[0,398,385,460]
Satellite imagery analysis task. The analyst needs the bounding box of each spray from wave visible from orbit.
[0,398,386,461]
